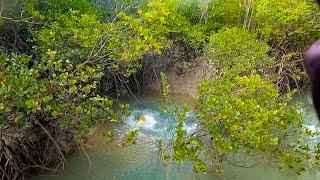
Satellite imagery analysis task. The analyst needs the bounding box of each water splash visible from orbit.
[122,104,197,141]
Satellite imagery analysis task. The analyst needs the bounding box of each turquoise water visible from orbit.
[33,93,320,180]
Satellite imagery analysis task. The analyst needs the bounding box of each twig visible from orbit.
[1,16,44,25]
[117,74,138,101]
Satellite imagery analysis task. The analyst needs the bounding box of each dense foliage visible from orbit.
[1,0,320,177]
[156,0,320,176]
[0,50,119,138]
[0,0,206,134]
[195,75,313,174]
[208,0,320,91]
[206,27,272,76]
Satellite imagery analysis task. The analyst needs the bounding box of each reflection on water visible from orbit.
[33,93,320,180]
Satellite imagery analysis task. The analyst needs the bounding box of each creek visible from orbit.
[32,92,320,180]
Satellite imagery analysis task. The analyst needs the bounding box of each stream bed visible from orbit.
[33,92,320,180]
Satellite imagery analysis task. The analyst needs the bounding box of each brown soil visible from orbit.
[145,58,215,99]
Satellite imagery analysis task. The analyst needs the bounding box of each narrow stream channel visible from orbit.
[33,92,320,180]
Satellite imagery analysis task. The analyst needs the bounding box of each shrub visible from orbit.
[194,74,313,174]
[207,0,319,44]
[0,53,118,138]
[25,0,97,21]
[253,0,319,91]
[1,0,208,137]
[205,27,272,76]
[206,0,320,92]
[254,0,316,42]
[1,0,206,136]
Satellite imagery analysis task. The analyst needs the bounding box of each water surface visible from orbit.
[33,92,320,180]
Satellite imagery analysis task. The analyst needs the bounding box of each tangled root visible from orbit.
[0,122,74,180]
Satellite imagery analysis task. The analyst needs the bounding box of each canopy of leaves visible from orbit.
[0,0,208,136]
[206,27,272,76]
[0,52,119,138]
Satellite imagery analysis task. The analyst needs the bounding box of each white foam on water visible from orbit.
[185,123,197,133]
[140,113,157,129]
[122,107,199,141]
[124,115,136,128]
[124,110,158,131]
[305,124,320,133]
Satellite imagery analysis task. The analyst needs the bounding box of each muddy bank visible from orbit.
[145,58,215,99]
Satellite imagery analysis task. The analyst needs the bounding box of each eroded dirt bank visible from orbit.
[145,58,215,99]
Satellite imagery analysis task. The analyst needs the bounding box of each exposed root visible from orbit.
[33,119,67,164]
[274,51,307,93]
[0,122,74,180]
[78,143,92,176]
